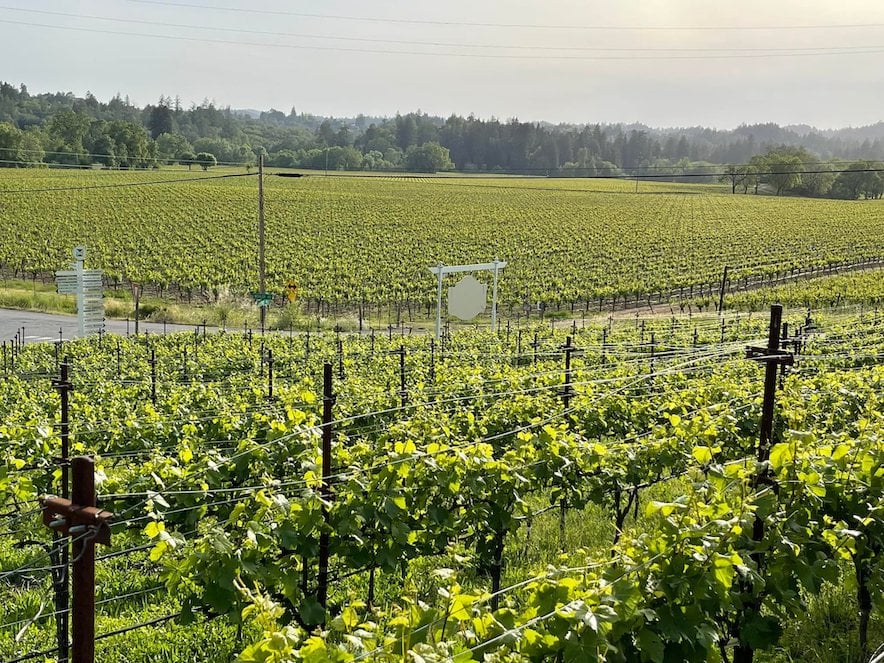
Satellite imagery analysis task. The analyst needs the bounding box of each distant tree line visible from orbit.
[0,81,882,194]
[717,146,883,199]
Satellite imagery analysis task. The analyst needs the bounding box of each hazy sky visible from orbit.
[2,0,883,128]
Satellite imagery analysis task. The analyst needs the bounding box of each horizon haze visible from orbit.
[0,0,883,129]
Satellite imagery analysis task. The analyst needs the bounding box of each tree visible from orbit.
[831,161,884,199]
[19,130,44,165]
[260,109,286,125]
[253,146,269,162]
[798,164,835,197]
[195,152,217,171]
[334,126,352,147]
[765,152,803,195]
[317,119,335,146]
[193,137,235,163]
[90,133,117,167]
[47,110,90,164]
[405,142,454,173]
[156,132,192,164]
[719,164,746,194]
[179,151,196,170]
[147,103,174,139]
[269,149,298,168]
[0,121,23,166]
[238,144,256,170]
[746,155,768,194]
[103,120,154,168]
[362,150,394,171]
[356,123,397,155]
[862,168,884,199]
[305,146,362,171]
[395,114,418,150]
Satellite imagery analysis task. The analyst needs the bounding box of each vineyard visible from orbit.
[0,169,883,316]
[2,304,884,662]
[722,268,884,311]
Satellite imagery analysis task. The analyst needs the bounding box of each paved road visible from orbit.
[0,308,208,343]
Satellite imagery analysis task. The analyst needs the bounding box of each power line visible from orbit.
[127,0,884,32]
[3,18,884,60]
[2,6,882,54]
[0,171,258,194]
[0,157,131,169]
[4,150,880,176]
[0,157,250,170]
[0,144,254,167]
[318,167,884,191]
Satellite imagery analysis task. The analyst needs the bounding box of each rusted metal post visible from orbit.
[71,458,96,663]
[41,456,113,663]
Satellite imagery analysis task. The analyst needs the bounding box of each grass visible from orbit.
[0,280,77,314]
[0,277,263,329]
[4,265,882,339]
[760,583,884,663]
[0,531,246,663]
[0,278,508,335]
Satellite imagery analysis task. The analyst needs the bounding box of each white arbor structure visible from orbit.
[428,259,506,339]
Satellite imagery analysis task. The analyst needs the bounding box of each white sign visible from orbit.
[55,246,104,337]
[428,259,506,339]
[448,275,487,320]
[55,273,79,294]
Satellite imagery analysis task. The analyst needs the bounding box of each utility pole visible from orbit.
[258,153,266,333]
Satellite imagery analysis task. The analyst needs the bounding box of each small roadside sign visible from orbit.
[251,292,274,308]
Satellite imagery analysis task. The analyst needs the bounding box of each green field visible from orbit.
[3,168,884,662]
[724,267,884,311]
[0,169,882,313]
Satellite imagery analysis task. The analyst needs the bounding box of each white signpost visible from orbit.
[428,259,506,339]
[55,246,104,337]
